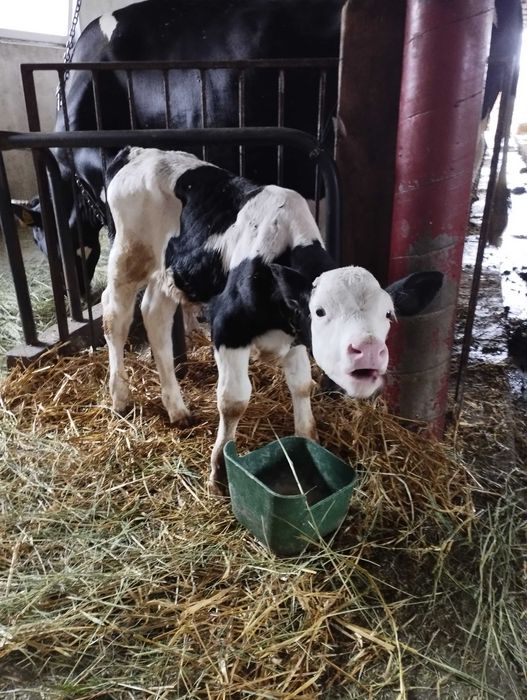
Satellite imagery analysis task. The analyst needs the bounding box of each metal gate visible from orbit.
[0,59,341,368]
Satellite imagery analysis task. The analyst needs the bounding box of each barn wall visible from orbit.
[0,40,62,198]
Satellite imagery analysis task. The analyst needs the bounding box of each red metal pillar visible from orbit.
[386,0,494,432]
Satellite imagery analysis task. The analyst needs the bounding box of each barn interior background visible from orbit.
[1,1,526,698]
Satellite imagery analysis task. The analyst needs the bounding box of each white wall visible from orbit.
[0,39,63,198]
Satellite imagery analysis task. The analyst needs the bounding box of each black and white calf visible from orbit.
[102,147,442,490]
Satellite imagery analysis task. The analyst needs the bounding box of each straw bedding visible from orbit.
[0,341,522,698]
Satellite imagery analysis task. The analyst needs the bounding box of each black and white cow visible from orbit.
[13,0,343,292]
[102,147,442,491]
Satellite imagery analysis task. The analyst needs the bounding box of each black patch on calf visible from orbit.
[209,258,311,349]
[167,239,226,302]
[106,146,132,183]
[166,165,264,302]
[174,165,263,237]
[273,240,335,284]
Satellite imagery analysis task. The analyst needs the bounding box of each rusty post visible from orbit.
[386,0,494,432]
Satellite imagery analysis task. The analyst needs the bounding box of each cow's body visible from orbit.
[103,147,442,491]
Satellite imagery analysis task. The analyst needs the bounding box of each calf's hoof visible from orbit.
[209,452,228,497]
[168,407,194,428]
[163,393,193,426]
[112,392,130,415]
[208,470,229,497]
[110,378,130,414]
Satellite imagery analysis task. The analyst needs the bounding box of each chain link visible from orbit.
[56,0,83,110]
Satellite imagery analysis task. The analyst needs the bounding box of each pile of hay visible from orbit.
[0,343,519,698]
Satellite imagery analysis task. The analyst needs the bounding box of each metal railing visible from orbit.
[0,127,341,363]
[22,58,338,194]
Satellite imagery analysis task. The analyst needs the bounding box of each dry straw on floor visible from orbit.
[0,342,520,698]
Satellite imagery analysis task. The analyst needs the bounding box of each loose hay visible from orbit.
[0,344,523,698]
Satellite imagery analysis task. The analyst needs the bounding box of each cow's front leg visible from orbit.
[210,346,251,493]
[141,277,192,424]
[281,344,318,441]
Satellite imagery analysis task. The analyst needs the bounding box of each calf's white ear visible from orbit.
[385,271,443,317]
[269,264,312,312]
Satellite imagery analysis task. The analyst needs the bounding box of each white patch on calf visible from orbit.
[107,148,202,263]
[206,186,323,272]
[99,14,118,41]
[309,266,394,398]
[253,329,293,361]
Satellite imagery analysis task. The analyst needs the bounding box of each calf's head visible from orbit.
[272,265,443,399]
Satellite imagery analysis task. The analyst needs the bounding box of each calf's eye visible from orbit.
[315,308,326,317]
[386,311,394,321]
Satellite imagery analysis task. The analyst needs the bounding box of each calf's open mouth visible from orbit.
[350,368,381,380]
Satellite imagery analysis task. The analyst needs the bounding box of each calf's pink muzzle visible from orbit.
[347,339,388,379]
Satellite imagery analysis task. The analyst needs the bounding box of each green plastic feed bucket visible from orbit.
[223,436,357,556]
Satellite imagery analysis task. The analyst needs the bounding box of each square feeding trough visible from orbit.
[223,436,358,556]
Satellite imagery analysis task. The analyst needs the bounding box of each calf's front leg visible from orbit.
[210,346,251,492]
[281,344,318,441]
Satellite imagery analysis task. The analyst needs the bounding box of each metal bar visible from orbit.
[20,65,41,132]
[0,127,341,261]
[0,152,38,345]
[92,71,104,131]
[23,58,338,72]
[238,70,246,176]
[126,70,137,129]
[32,150,70,343]
[454,66,513,409]
[58,72,71,132]
[43,151,83,322]
[314,70,327,224]
[199,69,208,160]
[277,70,285,186]
[0,125,333,154]
[163,69,171,128]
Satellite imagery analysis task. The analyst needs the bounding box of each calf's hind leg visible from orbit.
[102,282,139,413]
[141,276,192,425]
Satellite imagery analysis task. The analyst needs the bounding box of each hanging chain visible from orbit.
[74,175,107,227]
[56,0,83,110]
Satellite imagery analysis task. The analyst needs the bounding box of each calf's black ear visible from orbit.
[269,263,312,312]
[11,199,42,228]
[385,271,443,317]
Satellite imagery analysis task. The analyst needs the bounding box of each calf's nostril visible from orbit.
[347,344,362,355]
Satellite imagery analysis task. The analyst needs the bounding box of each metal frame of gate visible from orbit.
[0,127,341,367]
[0,58,341,368]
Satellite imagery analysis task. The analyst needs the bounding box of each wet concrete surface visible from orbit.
[465,145,527,397]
